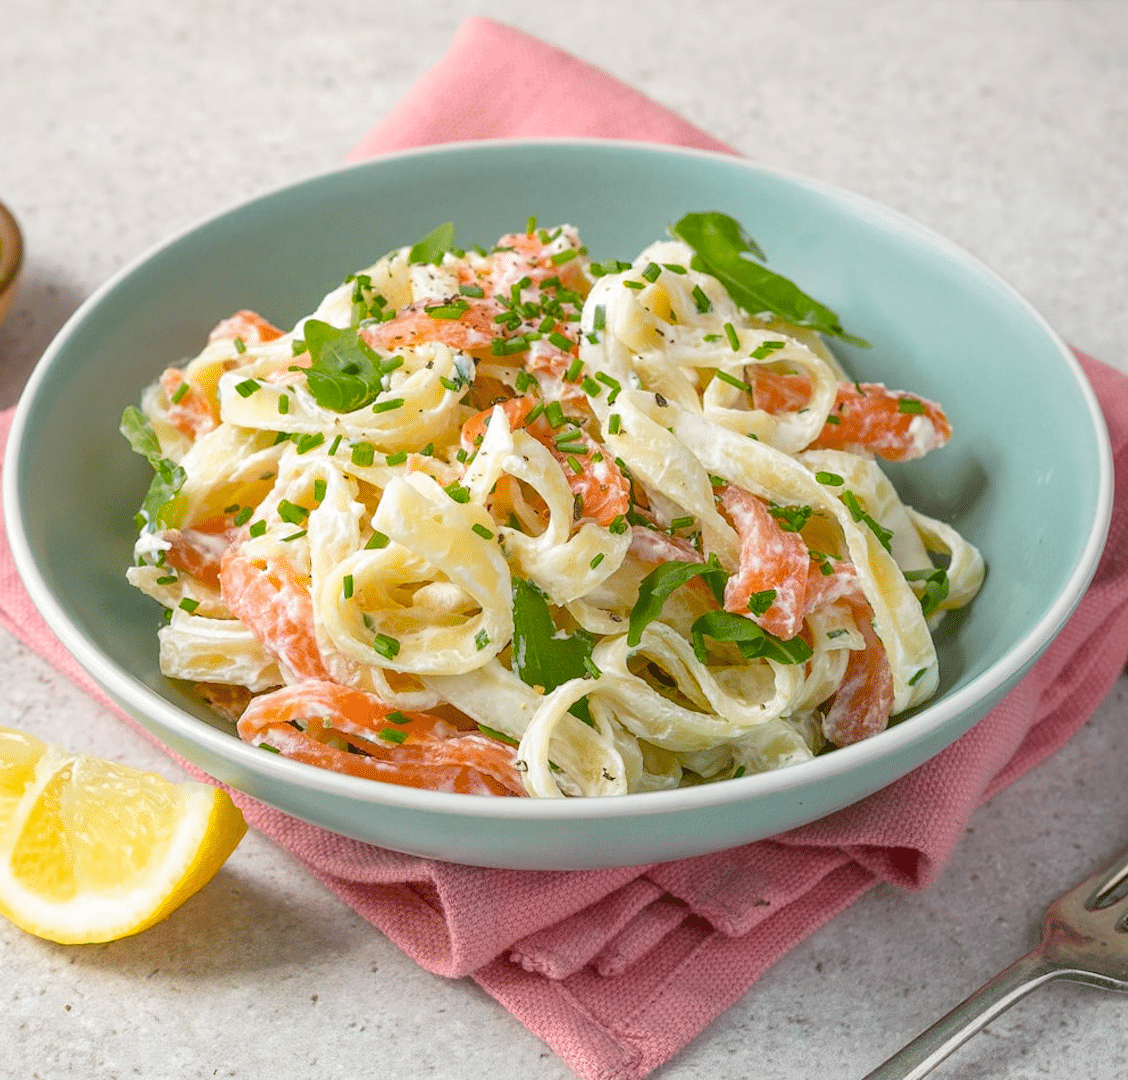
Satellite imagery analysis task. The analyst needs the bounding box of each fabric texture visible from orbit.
[4,17,1127,1080]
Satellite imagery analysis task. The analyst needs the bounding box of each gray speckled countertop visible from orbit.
[2,2,1127,1077]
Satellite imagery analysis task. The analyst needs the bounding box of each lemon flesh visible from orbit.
[0,725,247,944]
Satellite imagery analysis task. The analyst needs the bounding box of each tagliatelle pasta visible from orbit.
[123,215,984,798]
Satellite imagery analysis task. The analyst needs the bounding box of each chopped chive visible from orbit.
[641,262,661,283]
[589,552,605,569]
[550,249,577,266]
[343,574,354,599]
[581,376,602,397]
[248,520,267,538]
[551,331,577,355]
[233,336,247,354]
[608,413,622,435]
[623,280,645,290]
[372,634,401,660]
[178,597,200,613]
[545,401,566,428]
[524,402,545,425]
[723,323,740,351]
[425,301,470,320]
[609,514,628,534]
[351,442,375,467]
[662,263,687,274]
[366,531,389,549]
[328,434,342,456]
[155,574,178,586]
[278,500,309,525]
[825,414,841,425]
[669,515,695,531]
[379,727,408,743]
[526,214,537,233]
[474,629,490,651]
[714,369,753,394]
[909,667,927,686]
[732,765,746,779]
[750,340,786,360]
[277,394,291,415]
[815,471,845,486]
[313,478,326,503]
[592,304,606,330]
[459,283,485,298]
[295,432,324,455]
[387,711,411,725]
[444,481,471,504]
[170,381,190,404]
[582,656,602,679]
[514,369,536,393]
[234,378,260,398]
[259,742,281,754]
[281,529,307,542]
[233,506,253,526]
[372,397,404,413]
[471,523,494,540]
[692,285,712,313]
[555,442,587,458]
[897,398,927,414]
[385,450,407,466]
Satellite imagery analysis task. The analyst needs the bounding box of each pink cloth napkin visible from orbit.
[5,18,1128,1080]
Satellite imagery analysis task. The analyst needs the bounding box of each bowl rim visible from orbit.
[2,137,1114,822]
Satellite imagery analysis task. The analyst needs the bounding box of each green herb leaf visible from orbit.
[747,588,777,616]
[408,221,456,265]
[302,319,395,413]
[904,566,949,616]
[670,212,869,346]
[841,490,894,552]
[511,578,596,724]
[120,406,186,531]
[768,504,813,533]
[689,610,812,665]
[627,560,729,646]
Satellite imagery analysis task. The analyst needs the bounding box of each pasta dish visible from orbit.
[122,213,984,798]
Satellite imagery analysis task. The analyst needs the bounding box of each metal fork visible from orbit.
[863,839,1128,1079]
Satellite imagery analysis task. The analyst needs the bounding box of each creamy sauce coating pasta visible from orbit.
[124,221,984,797]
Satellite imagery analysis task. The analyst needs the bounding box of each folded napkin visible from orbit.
[5,18,1128,1080]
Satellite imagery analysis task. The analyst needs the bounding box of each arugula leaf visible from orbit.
[120,406,186,531]
[905,566,949,617]
[302,319,396,413]
[747,588,777,616]
[408,221,456,265]
[627,560,729,646]
[689,610,813,665]
[511,578,597,723]
[670,211,870,347]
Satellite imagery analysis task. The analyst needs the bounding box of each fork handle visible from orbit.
[861,948,1064,1079]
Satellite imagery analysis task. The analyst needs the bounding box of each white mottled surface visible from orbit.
[1,2,1126,1077]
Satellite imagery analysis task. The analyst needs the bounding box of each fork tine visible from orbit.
[1078,840,1128,911]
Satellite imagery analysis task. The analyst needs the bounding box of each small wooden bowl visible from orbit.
[0,201,23,327]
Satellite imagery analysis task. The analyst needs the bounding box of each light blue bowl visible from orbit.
[4,140,1111,869]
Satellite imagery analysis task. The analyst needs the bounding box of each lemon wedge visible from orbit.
[0,724,247,944]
